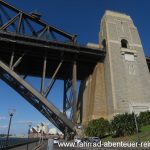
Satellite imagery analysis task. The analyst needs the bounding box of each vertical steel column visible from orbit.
[63,80,67,115]
[17,13,23,33]
[63,81,67,140]
[6,114,13,146]
[40,56,47,95]
[9,51,14,69]
[72,61,77,123]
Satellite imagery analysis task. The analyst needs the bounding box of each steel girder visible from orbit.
[0,0,105,138]
[0,0,76,42]
[0,60,75,136]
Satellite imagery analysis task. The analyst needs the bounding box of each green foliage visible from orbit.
[111,113,141,137]
[139,111,150,126]
[85,118,110,138]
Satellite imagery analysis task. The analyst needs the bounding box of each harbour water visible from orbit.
[0,137,38,149]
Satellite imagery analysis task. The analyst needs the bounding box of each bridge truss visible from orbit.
[1,0,150,139]
[0,0,105,138]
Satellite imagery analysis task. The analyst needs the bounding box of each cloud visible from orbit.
[66,110,72,117]
[16,120,39,124]
[0,116,8,120]
[0,125,8,129]
[15,120,51,126]
[41,121,51,126]
[60,109,72,118]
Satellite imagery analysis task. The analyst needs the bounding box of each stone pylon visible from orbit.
[79,10,150,124]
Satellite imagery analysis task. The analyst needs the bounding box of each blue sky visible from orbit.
[0,0,150,135]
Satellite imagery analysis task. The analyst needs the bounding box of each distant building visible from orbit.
[29,123,63,139]
[49,128,58,135]
[30,123,49,134]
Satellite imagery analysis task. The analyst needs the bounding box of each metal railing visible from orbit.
[33,141,48,150]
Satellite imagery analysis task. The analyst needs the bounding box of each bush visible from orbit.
[85,118,110,138]
[111,113,141,137]
[139,111,150,126]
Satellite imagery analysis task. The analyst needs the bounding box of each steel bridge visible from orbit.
[0,0,105,138]
[0,0,150,138]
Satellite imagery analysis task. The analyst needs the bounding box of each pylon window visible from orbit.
[102,39,106,49]
[121,39,128,48]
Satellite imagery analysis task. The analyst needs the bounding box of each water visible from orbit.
[0,137,38,149]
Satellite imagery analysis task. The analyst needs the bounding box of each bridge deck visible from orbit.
[0,31,105,80]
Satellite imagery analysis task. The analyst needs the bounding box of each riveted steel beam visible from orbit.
[44,60,63,97]
[0,0,76,42]
[41,56,47,95]
[72,61,77,123]
[0,60,75,134]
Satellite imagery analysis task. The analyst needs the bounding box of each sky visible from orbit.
[0,0,150,135]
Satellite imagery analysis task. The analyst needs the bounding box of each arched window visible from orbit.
[121,39,128,48]
[102,39,106,49]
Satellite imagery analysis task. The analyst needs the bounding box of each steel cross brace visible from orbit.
[0,0,76,42]
[0,60,75,136]
[63,61,77,124]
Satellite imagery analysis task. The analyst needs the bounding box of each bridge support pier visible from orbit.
[41,56,47,95]
[72,61,77,124]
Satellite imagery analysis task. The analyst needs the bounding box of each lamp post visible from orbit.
[6,108,16,147]
[28,122,32,138]
[133,111,141,145]
[41,123,44,143]
[37,125,39,138]
[122,100,140,145]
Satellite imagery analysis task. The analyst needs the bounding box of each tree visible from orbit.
[139,111,150,126]
[111,113,141,137]
[85,118,110,138]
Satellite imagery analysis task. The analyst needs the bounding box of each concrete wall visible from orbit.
[80,10,150,124]
[100,11,150,119]
[81,63,107,125]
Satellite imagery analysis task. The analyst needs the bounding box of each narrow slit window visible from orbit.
[102,39,106,49]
